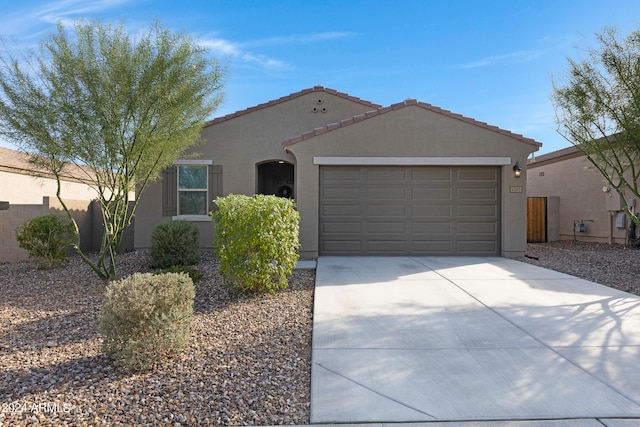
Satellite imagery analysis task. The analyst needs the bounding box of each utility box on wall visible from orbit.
[605,188,622,211]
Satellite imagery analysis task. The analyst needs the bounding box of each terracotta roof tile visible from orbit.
[204,85,382,127]
[527,145,582,167]
[282,99,543,148]
[0,146,30,169]
[0,146,95,183]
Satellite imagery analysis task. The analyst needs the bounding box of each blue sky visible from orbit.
[2,1,640,155]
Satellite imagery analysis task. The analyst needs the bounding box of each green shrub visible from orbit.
[150,220,200,269]
[212,194,300,294]
[15,214,76,269]
[98,272,195,372]
[155,265,204,283]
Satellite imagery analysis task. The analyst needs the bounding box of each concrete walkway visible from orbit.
[311,256,640,426]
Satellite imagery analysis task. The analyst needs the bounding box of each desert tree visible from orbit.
[552,27,640,227]
[0,20,224,280]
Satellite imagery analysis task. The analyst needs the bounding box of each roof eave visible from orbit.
[283,99,543,149]
[204,85,382,128]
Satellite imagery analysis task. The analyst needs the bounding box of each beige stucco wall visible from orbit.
[0,170,97,204]
[0,170,98,263]
[285,105,538,258]
[527,152,628,244]
[135,92,539,257]
[135,90,377,249]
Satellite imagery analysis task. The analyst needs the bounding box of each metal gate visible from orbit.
[527,197,547,243]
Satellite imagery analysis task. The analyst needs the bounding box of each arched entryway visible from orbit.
[257,161,294,198]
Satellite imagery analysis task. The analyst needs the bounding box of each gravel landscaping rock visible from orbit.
[1,241,639,426]
[522,240,640,295]
[1,251,314,426]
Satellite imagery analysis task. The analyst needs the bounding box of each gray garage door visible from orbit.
[319,166,500,255]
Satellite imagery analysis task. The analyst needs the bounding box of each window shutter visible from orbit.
[209,165,223,213]
[162,166,177,217]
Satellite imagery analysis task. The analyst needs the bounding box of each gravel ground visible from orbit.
[522,240,640,295]
[0,251,314,426]
[2,241,640,426]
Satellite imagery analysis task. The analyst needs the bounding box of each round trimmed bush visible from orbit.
[15,214,76,269]
[150,220,200,268]
[212,194,300,294]
[98,272,195,372]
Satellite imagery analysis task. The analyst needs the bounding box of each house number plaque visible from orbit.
[510,186,523,193]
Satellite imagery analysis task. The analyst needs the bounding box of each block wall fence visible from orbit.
[0,197,134,264]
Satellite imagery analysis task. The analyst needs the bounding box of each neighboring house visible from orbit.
[135,86,541,258]
[0,146,98,205]
[0,146,133,263]
[527,146,630,245]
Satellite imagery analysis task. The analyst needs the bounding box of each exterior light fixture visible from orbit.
[513,161,522,178]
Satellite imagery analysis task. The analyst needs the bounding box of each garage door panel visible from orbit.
[457,222,498,234]
[457,188,498,200]
[367,204,407,217]
[322,240,362,253]
[366,222,407,233]
[457,169,498,181]
[412,240,454,252]
[412,168,453,181]
[367,187,408,200]
[366,168,408,180]
[413,187,452,200]
[322,222,362,233]
[320,166,500,255]
[457,240,498,253]
[322,187,362,198]
[322,203,363,215]
[457,205,498,217]
[323,169,362,181]
[412,222,453,233]
[367,240,408,253]
[412,205,453,218]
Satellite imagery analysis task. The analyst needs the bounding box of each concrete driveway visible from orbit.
[311,256,640,425]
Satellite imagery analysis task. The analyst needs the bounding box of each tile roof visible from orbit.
[527,145,582,167]
[204,85,382,126]
[0,146,93,183]
[526,132,628,166]
[282,98,543,148]
[0,146,28,169]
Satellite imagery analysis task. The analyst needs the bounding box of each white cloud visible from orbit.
[2,2,351,74]
[201,37,292,71]
[201,38,239,56]
[240,31,355,48]
[240,53,289,70]
[459,50,542,69]
[36,0,130,24]
[0,0,130,42]
[201,31,353,72]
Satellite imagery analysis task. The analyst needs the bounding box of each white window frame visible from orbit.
[173,160,213,221]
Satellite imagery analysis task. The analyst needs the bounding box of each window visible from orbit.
[163,160,219,219]
[178,165,208,215]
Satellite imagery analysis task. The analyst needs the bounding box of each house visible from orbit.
[527,145,629,245]
[0,147,97,262]
[0,146,134,263]
[135,86,541,258]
